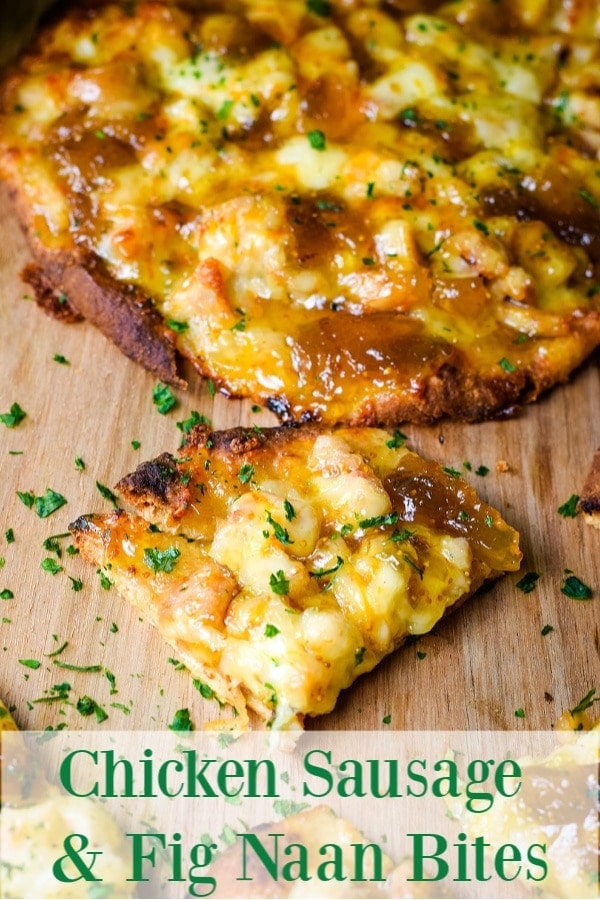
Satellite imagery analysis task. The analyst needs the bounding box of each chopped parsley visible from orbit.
[193,679,214,700]
[386,429,407,449]
[166,318,189,333]
[96,482,118,506]
[265,512,293,545]
[475,465,489,477]
[499,357,517,373]
[18,493,59,520]
[0,402,26,428]
[416,650,427,660]
[561,573,593,600]
[269,570,290,596]
[264,624,280,638]
[54,661,102,673]
[569,688,598,716]
[143,546,181,574]
[382,714,392,725]
[238,463,255,484]
[77,696,108,723]
[105,670,117,695]
[206,379,216,399]
[273,799,310,817]
[307,129,326,150]
[19,659,41,670]
[33,489,67,519]
[473,219,489,235]
[578,188,598,208]
[309,556,344,577]
[306,0,331,15]
[169,708,193,732]
[557,494,579,518]
[283,499,296,522]
[366,181,375,199]
[403,553,424,579]
[541,624,554,636]
[53,354,69,365]
[97,569,112,590]
[131,440,141,450]
[390,528,414,543]
[354,646,366,666]
[359,512,399,529]
[69,577,83,592]
[516,572,540,594]
[74,457,85,471]
[152,382,177,414]
[5,529,14,544]
[177,410,211,434]
[0,589,14,600]
[442,466,461,478]
[514,708,525,719]
[41,558,63,575]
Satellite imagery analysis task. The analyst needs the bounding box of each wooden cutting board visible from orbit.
[0,180,598,734]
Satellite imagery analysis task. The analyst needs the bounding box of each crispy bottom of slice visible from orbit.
[2,1,600,424]
[70,425,521,730]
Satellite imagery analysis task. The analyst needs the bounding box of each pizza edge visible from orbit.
[4,165,600,424]
[579,447,600,529]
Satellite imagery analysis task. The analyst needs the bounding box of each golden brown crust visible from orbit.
[579,448,600,528]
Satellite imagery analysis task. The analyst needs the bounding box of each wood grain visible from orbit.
[0,180,598,734]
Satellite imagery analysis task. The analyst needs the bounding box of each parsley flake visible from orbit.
[265,624,280,638]
[561,574,593,600]
[557,494,579,518]
[69,577,83,592]
[41,558,63,575]
[74,457,85,471]
[166,319,189,333]
[96,482,118,506]
[283,499,296,522]
[499,357,517,373]
[359,512,399,529]
[1,589,14,600]
[0,402,26,428]
[177,410,211,435]
[169,708,193,732]
[19,659,41,670]
[307,0,331,15]
[269,570,289,596]
[516,572,540,594]
[152,382,177,415]
[53,354,69,365]
[265,512,293,545]
[309,556,344,577]
[541,624,554,636]
[143,546,181,573]
[238,463,255,484]
[33,489,67,519]
[569,688,598,716]
[307,129,326,150]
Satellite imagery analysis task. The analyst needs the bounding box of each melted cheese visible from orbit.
[72,427,521,730]
[1,0,599,423]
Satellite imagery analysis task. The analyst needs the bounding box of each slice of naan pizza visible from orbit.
[70,425,521,730]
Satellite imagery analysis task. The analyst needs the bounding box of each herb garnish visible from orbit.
[238,464,255,484]
[265,512,293,545]
[557,494,579,518]
[516,572,540,594]
[269,570,290,595]
[359,512,399,529]
[153,382,177,414]
[169,708,193,732]
[561,573,593,600]
[143,546,181,573]
[309,556,344,577]
[96,482,118,506]
[0,402,26,428]
[569,688,598,716]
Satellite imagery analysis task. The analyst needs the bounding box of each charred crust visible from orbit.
[184,424,269,456]
[22,262,82,321]
[25,247,185,388]
[116,453,186,506]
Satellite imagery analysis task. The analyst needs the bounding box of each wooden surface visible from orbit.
[0,179,599,735]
